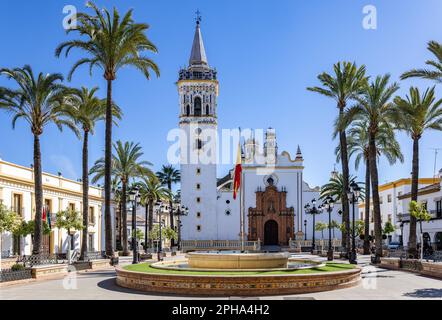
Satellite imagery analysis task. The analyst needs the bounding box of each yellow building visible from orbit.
[0,158,104,256]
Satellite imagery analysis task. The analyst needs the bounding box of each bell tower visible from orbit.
[178,15,219,240]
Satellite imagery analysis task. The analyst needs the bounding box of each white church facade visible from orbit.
[178,20,342,246]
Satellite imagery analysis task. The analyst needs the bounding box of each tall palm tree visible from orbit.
[110,177,123,250]
[338,121,404,254]
[90,141,153,255]
[393,86,442,257]
[342,74,400,262]
[308,62,368,255]
[401,41,442,82]
[0,65,77,254]
[156,165,180,247]
[137,176,171,249]
[56,1,160,255]
[63,87,122,260]
[320,173,363,203]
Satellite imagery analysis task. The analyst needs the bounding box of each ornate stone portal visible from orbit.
[248,179,295,246]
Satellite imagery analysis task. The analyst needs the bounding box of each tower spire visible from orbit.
[189,10,208,67]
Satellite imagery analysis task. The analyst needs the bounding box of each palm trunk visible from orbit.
[32,133,43,255]
[122,181,129,256]
[168,181,175,247]
[148,199,154,247]
[338,106,351,256]
[363,158,371,254]
[369,133,383,262]
[408,137,419,258]
[80,131,89,260]
[104,78,114,256]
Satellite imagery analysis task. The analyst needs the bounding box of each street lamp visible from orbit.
[304,198,323,254]
[128,186,140,264]
[156,201,166,261]
[304,219,307,240]
[347,181,361,264]
[175,205,189,250]
[323,195,335,261]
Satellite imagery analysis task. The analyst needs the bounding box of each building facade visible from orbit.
[0,158,106,256]
[358,175,441,245]
[178,20,342,245]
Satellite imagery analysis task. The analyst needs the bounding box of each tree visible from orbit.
[137,176,172,248]
[393,87,442,257]
[90,140,153,256]
[320,174,364,203]
[308,62,368,256]
[63,86,122,260]
[131,229,144,248]
[149,224,177,250]
[339,220,364,237]
[0,204,22,234]
[409,201,432,235]
[337,120,403,254]
[315,222,327,239]
[382,221,396,237]
[56,1,160,256]
[0,65,77,254]
[341,74,400,262]
[401,41,442,82]
[156,165,180,247]
[328,220,340,239]
[54,208,84,250]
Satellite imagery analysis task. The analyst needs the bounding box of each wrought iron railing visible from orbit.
[181,240,261,252]
[0,268,32,283]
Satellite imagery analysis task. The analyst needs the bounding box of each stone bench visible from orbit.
[379,257,401,270]
[73,259,112,271]
[421,261,442,279]
[31,264,68,279]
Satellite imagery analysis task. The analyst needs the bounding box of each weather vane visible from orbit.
[195,9,202,24]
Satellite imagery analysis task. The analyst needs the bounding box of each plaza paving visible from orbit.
[0,255,441,300]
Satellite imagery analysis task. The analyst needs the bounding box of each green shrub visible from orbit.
[11,263,25,271]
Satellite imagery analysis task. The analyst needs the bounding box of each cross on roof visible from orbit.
[195,9,202,24]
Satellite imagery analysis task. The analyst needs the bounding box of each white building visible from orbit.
[0,158,106,256]
[178,20,342,246]
[358,174,441,245]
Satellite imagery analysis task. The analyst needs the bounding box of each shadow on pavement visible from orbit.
[403,288,442,298]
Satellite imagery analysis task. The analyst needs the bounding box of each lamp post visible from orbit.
[304,199,323,254]
[323,195,335,261]
[304,219,307,240]
[347,181,361,264]
[156,201,165,261]
[128,186,140,264]
[175,205,189,250]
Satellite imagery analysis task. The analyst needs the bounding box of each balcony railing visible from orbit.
[398,210,442,222]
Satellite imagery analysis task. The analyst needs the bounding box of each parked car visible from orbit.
[387,242,401,250]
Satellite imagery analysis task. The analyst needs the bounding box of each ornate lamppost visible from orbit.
[347,181,361,264]
[323,195,335,261]
[175,204,189,250]
[304,198,323,254]
[155,201,166,261]
[304,219,307,240]
[128,186,140,264]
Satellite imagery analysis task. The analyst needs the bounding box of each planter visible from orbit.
[0,268,32,283]
[421,261,442,279]
[379,257,401,270]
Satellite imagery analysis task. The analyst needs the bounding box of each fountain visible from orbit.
[116,250,361,296]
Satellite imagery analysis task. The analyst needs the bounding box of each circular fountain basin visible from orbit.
[186,251,291,269]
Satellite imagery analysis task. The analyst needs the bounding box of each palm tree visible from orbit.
[90,141,153,255]
[0,65,77,254]
[137,176,171,249]
[393,86,442,257]
[156,165,180,247]
[401,41,442,82]
[342,74,400,262]
[63,87,122,260]
[56,1,160,255]
[308,62,368,255]
[320,173,363,203]
[110,177,123,250]
[337,121,404,254]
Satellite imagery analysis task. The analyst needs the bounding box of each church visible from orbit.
[178,19,342,246]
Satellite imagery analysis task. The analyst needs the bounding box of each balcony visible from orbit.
[398,210,442,222]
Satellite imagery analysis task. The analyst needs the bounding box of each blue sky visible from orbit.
[1,0,442,188]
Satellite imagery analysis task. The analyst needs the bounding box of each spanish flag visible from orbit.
[233,142,242,200]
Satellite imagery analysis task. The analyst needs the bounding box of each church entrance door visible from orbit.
[264,220,278,245]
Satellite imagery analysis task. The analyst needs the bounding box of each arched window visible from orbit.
[205,105,210,116]
[194,97,202,116]
[185,105,190,116]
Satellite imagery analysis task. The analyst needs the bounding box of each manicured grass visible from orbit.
[123,262,355,275]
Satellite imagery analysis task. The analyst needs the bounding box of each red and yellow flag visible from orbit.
[233,142,242,200]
